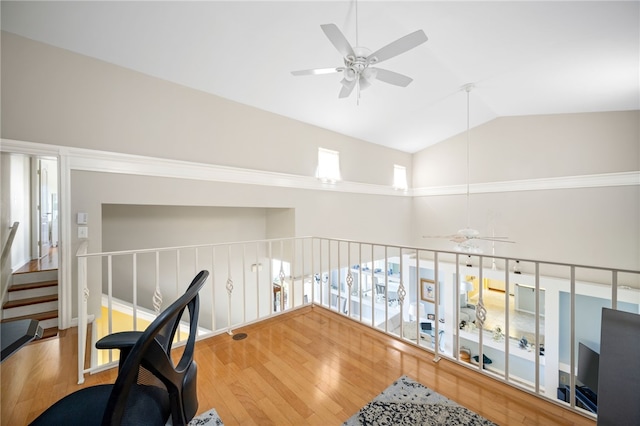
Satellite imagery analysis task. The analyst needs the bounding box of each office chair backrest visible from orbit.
[105,270,208,425]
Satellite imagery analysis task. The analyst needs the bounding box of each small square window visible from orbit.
[393,165,408,190]
[317,148,341,182]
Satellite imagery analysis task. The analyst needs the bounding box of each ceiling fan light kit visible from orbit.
[291,9,428,101]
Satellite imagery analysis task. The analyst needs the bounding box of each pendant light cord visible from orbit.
[355,0,359,47]
[466,85,471,229]
[355,0,360,105]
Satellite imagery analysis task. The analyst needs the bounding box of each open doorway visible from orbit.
[32,157,58,261]
[2,153,59,270]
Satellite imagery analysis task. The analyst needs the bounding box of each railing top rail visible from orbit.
[76,235,639,276]
[1,222,19,267]
[314,237,640,275]
[76,236,316,258]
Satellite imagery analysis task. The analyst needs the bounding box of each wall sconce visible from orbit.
[251,263,263,272]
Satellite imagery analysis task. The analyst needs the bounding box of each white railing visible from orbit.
[1,222,20,305]
[77,237,640,420]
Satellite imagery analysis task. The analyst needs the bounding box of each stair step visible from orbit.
[40,327,59,340]
[11,270,58,285]
[3,294,58,310]
[8,280,58,292]
[1,310,58,323]
[1,312,59,336]
[2,301,58,319]
[7,282,58,302]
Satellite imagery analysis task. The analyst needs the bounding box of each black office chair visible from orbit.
[30,270,209,426]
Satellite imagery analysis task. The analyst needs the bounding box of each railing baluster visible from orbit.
[534,262,540,394]
[434,251,440,360]
[242,244,246,323]
[107,255,113,365]
[383,246,388,332]
[176,250,181,342]
[504,259,510,381]
[256,242,260,318]
[132,253,137,331]
[76,241,88,384]
[308,238,312,305]
[291,239,295,310]
[153,251,162,313]
[477,255,484,373]
[569,266,576,409]
[455,254,460,361]
[226,245,233,334]
[211,247,216,331]
[268,241,273,313]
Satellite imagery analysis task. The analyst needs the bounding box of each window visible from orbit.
[393,164,408,190]
[316,148,341,182]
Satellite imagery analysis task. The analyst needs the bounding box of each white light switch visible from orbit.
[77,212,88,225]
[78,226,88,239]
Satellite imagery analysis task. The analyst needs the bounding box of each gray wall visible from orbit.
[102,204,276,251]
[412,111,640,270]
[1,31,412,187]
[2,29,414,247]
[558,292,639,365]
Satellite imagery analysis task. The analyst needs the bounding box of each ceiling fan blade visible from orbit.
[339,79,357,98]
[475,237,516,243]
[291,67,343,76]
[371,68,413,87]
[367,30,428,65]
[359,75,372,91]
[321,24,355,58]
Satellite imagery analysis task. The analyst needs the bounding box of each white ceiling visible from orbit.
[2,1,639,153]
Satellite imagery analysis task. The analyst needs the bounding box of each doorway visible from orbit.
[32,157,58,260]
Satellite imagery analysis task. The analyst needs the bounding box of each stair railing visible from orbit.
[1,222,20,304]
[0,222,19,268]
[76,237,315,383]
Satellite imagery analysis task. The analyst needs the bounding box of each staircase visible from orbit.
[2,269,59,339]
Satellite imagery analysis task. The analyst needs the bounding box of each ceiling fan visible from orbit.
[423,84,514,254]
[291,4,427,100]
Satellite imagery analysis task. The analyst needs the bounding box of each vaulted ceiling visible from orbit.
[2,1,638,153]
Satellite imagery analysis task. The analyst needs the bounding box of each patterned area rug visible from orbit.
[185,408,224,425]
[344,376,497,426]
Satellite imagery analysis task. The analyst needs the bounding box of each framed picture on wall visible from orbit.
[420,278,436,303]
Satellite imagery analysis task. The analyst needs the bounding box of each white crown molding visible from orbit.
[412,171,640,197]
[3,139,638,197]
[1,139,406,196]
[1,138,62,157]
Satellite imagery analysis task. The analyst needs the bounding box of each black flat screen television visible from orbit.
[578,342,599,393]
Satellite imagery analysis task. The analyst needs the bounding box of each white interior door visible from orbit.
[32,157,58,259]
[38,160,50,258]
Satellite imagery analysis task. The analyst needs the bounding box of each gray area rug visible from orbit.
[186,408,224,425]
[344,375,497,426]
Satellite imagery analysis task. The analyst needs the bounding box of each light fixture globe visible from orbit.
[457,228,480,238]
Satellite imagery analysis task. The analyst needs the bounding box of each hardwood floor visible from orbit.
[12,247,58,274]
[0,306,595,425]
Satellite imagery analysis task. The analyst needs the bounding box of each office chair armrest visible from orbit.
[97,331,145,370]
[96,331,143,350]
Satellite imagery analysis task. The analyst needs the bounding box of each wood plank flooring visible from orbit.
[1,306,595,425]
[12,247,58,274]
